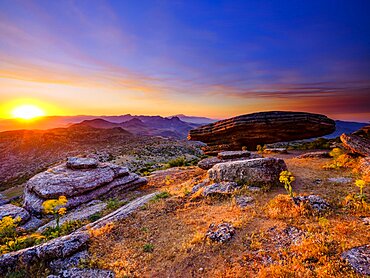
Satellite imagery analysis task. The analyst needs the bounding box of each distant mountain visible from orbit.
[323,120,369,139]
[169,114,217,124]
[74,116,197,139]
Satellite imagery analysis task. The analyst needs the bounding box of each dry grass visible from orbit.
[88,151,369,277]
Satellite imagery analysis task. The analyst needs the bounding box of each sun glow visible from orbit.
[11,104,45,120]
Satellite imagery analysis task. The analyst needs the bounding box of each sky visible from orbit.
[0,0,369,121]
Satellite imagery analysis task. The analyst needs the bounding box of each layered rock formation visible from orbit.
[188,111,335,155]
[340,133,370,157]
[197,151,262,170]
[24,157,147,214]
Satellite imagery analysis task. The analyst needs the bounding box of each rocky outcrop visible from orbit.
[66,157,98,169]
[340,133,370,157]
[353,125,370,139]
[206,223,235,243]
[188,111,335,154]
[208,157,287,186]
[341,245,370,275]
[24,158,147,214]
[198,151,262,170]
[0,193,156,275]
[0,204,30,224]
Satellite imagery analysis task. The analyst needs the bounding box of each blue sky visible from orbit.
[0,0,369,121]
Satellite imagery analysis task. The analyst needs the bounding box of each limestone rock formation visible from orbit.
[0,204,30,224]
[208,157,287,186]
[340,133,370,157]
[24,158,147,214]
[341,244,370,275]
[188,111,335,155]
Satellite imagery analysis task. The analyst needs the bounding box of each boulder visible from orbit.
[202,182,239,196]
[66,157,98,170]
[296,151,330,159]
[198,157,223,170]
[206,223,235,243]
[208,157,287,186]
[340,133,370,157]
[0,204,30,224]
[341,245,370,275]
[217,150,254,160]
[23,158,147,214]
[293,195,330,213]
[188,111,335,155]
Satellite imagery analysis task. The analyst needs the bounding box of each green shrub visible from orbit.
[143,243,154,253]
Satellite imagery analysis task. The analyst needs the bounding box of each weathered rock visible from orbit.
[208,157,287,186]
[217,150,253,160]
[24,158,147,214]
[37,201,107,233]
[358,157,370,182]
[293,195,330,213]
[0,193,9,206]
[188,111,335,154]
[353,125,370,139]
[191,182,206,193]
[202,182,239,196]
[263,148,287,154]
[48,268,115,278]
[197,152,262,170]
[296,151,330,159]
[206,223,235,243]
[0,204,30,224]
[198,157,223,170]
[235,196,254,208]
[48,250,89,273]
[20,216,45,231]
[66,157,98,170]
[341,245,370,275]
[26,163,129,199]
[340,133,370,157]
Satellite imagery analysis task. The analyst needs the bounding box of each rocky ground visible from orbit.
[86,150,369,277]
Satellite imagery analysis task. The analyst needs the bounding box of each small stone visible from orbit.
[293,195,330,213]
[247,186,262,192]
[0,204,30,224]
[202,182,239,196]
[235,196,254,208]
[328,177,352,184]
[66,157,98,169]
[206,223,235,243]
[341,244,370,275]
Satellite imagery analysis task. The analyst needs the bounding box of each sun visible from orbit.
[11,104,45,120]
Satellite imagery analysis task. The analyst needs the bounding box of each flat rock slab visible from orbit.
[37,201,107,233]
[296,151,330,159]
[66,157,98,169]
[188,111,335,155]
[263,148,288,154]
[340,133,370,157]
[341,244,370,275]
[328,177,352,184]
[48,268,115,278]
[217,151,253,159]
[208,157,287,186]
[202,182,239,196]
[0,204,30,224]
